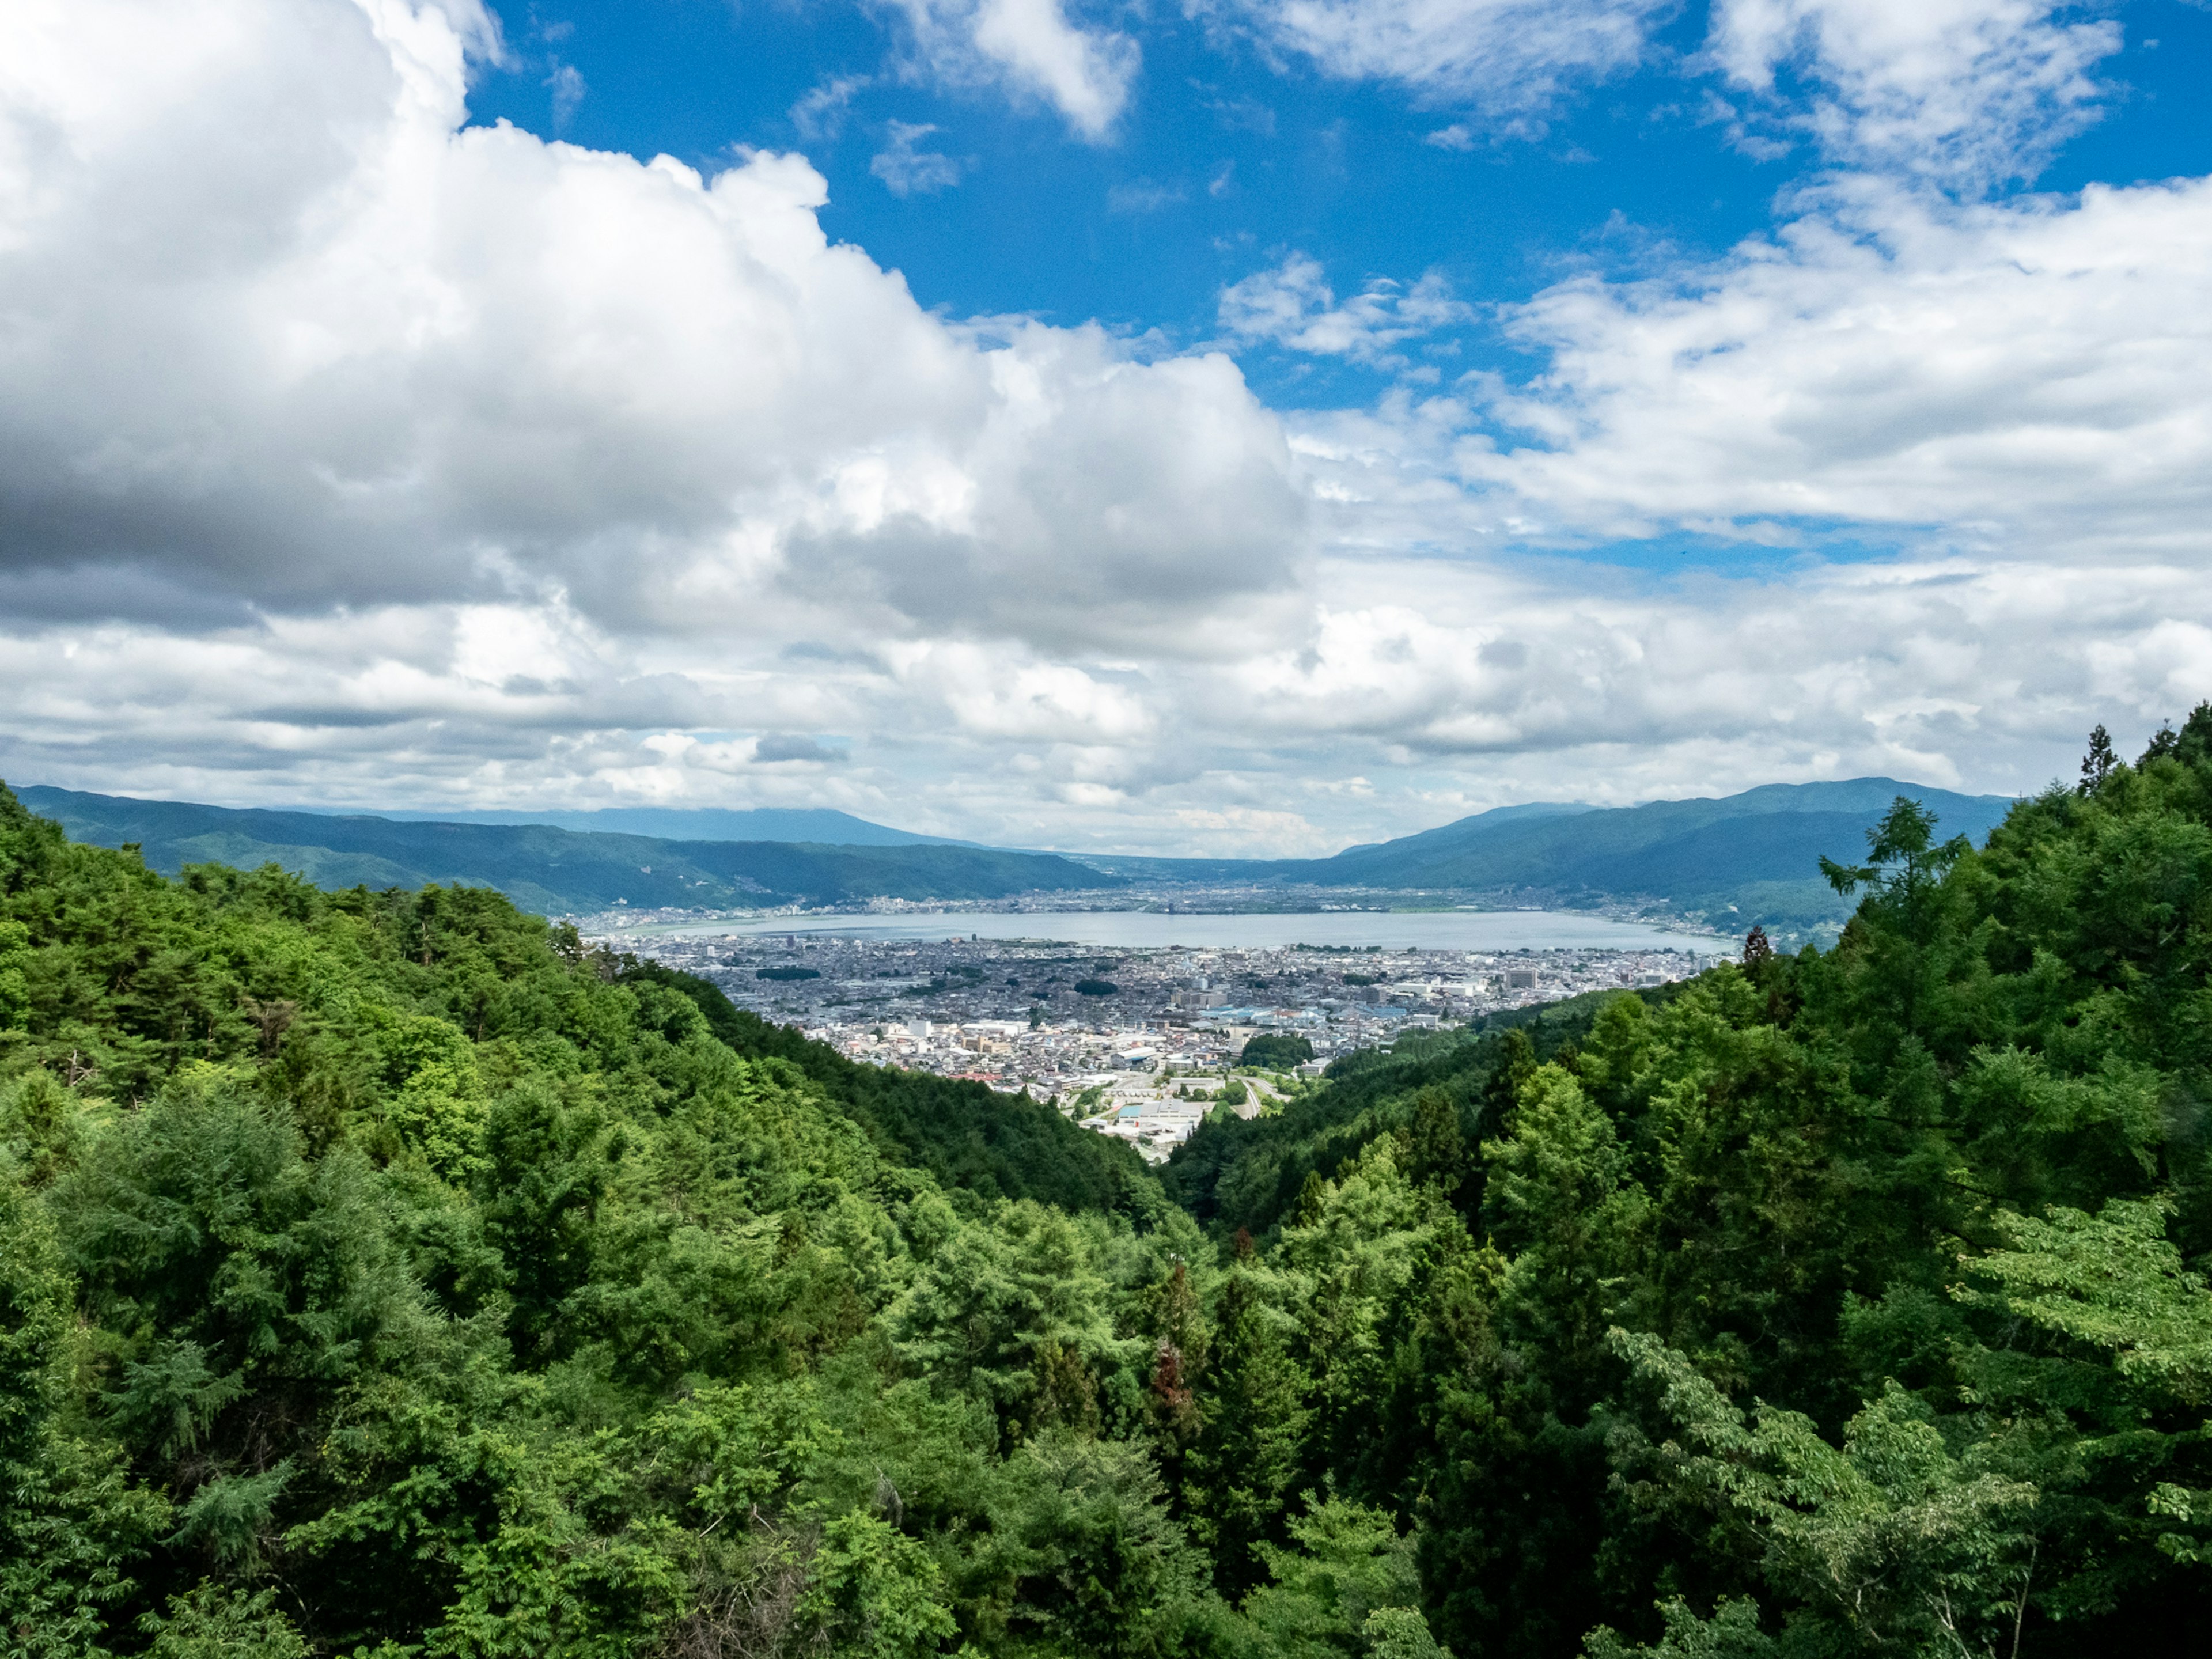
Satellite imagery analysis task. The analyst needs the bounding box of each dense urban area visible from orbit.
[626,926,1728,1161]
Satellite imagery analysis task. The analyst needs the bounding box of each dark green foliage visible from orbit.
[2082,724,2118,791]
[21,784,1120,915]
[1075,978,1119,997]
[1164,993,1634,1236]
[17,729,2212,1659]
[1172,755,2212,1657]
[0,783,1206,1654]
[621,960,1157,1216]
[1184,1272,1310,1596]
[1238,1034,1314,1069]
[757,965,822,980]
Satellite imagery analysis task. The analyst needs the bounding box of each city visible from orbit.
[627,927,1729,1161]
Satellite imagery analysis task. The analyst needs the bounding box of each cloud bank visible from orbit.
[1,0,2209,857]
[1202,0,1670,120]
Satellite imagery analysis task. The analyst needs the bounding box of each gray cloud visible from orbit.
[754,734,849,764]
[0,0,2207,861]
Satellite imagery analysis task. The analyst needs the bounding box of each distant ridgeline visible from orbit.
[16,785,1115,914]
[1071,778,2021,937]
[6,710,2212,1654]
[20,778,2018,934]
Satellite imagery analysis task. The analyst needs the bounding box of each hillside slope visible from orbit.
[368,804,976,846]
[9,715,2212,1654]
[15,785,1115,913]
[1074,779,2018,934]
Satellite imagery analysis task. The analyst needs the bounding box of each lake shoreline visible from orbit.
[593,906,1733,955]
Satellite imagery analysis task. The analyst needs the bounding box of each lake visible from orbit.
[600,908,1731,954]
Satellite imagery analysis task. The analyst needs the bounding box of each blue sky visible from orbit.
[463,0,2210,420]
[3,0,2212,853]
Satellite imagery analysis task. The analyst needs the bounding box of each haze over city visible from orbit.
[5,0,2209,853]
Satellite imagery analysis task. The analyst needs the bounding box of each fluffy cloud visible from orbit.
[1220,253,1471,365]
[3,0,2210,860]
[1455,175,2212,560]
[7,546,2210,854]
[869,120,965,194]
[885,0,1139,140]
[1202,0,1668,118]
[1706,0,2122,184]
[0,0,1301,648]
[0,0,1317,838]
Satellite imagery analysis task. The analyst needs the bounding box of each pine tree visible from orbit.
[2081,722,2118,791]
[1186,1273,1310,1597]
[1479,1028,1538,1128]
[1407,1086,1469,1204]
[1145,1260,1208,1457]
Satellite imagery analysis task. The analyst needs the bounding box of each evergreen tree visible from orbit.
[1406,1086,1471,1203]
[2081,722,2118,791]
[1188,1272,1311,1596]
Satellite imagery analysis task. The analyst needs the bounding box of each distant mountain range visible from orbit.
[355,805,976,848]
[12,776,2022,937]
[1064,778,2019,935]
[13,787,1111,915]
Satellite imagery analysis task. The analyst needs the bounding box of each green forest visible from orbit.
[6,713,2212,1656]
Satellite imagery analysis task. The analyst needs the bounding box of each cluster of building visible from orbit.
[623,927,1728,1162]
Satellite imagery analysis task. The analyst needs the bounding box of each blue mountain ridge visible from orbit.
[345,805,976,848]
[11,777,2021,936]
[1059,779,2019,935]
[12,786,1111,915]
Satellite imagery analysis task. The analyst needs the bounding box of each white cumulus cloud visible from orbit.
[1458,175,2212,560]
[1705,0,2124,185]
[885,0,1139,141]
[2,0,2209,861]
[1202,0,1669,122]
[870,119,966,194]
[1220,253,1471,365]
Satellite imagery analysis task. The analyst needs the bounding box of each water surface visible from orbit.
[603,908,1728,953]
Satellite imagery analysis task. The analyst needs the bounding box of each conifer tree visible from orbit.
[1187,1273,1310,1596]
[1406,1086,1470,1206]
[2081,722,2118,791]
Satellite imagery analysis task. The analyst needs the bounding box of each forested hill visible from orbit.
[371,804,976,847]
[9,711,2212,1657]
[619,957,1150,1213]
[18,779,2017,935]
[16,783,1113,913]
[1077,778,2019,935]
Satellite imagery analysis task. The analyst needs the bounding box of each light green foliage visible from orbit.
[17,719,2212,1656]
[1187,1271,1311,1593]
[1485,1063,1630,1249]
[1571,994,1652,1116]
[380,1017,489,1180]
[890,1200,1146,1431]
[1607,1330,2037,1655]
[1362,1605,1453,1659]
[1964,1198,2212,1404]
[142,1582,309,1659]
[1960,1197,2212,1569]
[1243,1497,1437,1659]
[987,1430,1207,1658]
[801,1510,959,1659]
[1485,1064,1645,1369]
[1583,1598,1771,1659]
[1272,1138,1458,1460]
[0,916,29,1032]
